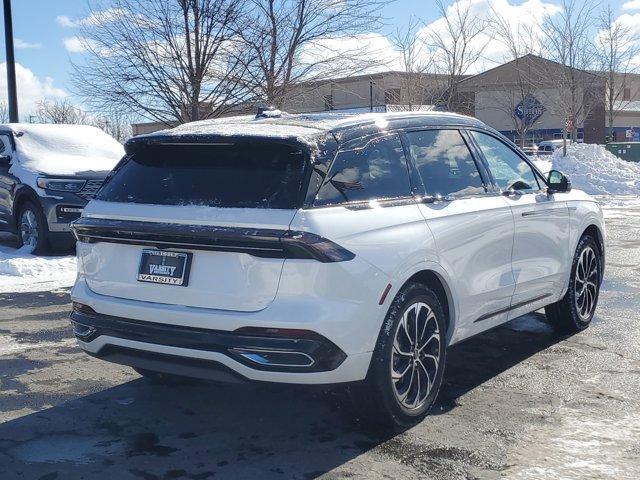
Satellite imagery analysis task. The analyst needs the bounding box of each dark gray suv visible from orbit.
[0,124,124,253]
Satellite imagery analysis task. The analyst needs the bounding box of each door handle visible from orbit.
[421,194,454,204]
[502,189,521,198]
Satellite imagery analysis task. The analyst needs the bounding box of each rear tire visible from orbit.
[545,235,601,333]
[354,282,447,429]
[16,201,50,255]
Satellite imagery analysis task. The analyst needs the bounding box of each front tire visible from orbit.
[355,282,447,429]
[546,235,601,333]
[16,201,50,255]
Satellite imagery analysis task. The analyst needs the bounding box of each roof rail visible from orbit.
[255,106,285,119]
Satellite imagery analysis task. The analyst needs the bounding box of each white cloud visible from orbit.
[607,13,640,38]
[55,15,76,28]
[56,8,127,29]
[419,0,562,74]
[597,12,640,70]
[14,39,41,49]
[0,63,67,117]
[63,36,108,56]
[63,36,88,53]
[300,0,562,79]
[622,0,640,11]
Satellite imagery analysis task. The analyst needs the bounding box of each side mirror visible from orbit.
[0,155,11,167]
[547,169,571,194]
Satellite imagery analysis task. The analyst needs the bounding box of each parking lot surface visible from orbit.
[1,203,639,479]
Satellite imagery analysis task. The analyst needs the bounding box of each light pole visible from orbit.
[3,0,18,122]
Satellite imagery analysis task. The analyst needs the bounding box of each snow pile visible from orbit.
[549,144,640,195]
[0,244,76,293]
[532,157,552,174]
[8,123,124,175]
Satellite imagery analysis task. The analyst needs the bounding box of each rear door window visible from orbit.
[406,129,486,197]
[96,141,308,209]
[470,131,540,192]
[314,134,411,206]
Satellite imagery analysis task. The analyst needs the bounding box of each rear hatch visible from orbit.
[75,139,310,312]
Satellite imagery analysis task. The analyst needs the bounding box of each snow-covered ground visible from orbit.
[0,244,76,294]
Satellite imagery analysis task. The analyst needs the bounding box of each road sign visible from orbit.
[566,117,575,133]
[515,95,545,126]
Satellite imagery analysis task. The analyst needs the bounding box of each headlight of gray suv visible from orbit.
[37,178,87,193]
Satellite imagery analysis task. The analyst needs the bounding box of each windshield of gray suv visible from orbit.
[96,141,308,209]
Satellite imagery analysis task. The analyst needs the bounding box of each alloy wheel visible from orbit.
[391,301,441,410]
[574,246,598,321]
[20,209,39,250]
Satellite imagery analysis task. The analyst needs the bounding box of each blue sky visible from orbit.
[0,0,634,119]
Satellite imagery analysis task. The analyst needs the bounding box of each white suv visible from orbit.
[70,112,605,427]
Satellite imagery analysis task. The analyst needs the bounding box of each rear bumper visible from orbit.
[70,279,374,384]
[71,310,347,373]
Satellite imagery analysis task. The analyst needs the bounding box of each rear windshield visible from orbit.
[96,141,308,209]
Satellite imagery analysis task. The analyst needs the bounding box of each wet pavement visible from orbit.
[0,202,639,479]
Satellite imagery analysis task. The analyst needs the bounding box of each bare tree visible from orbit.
[72,0,247,125]
[36,99,89,124]
[93,112,133,143]
[487,10,545,147]
[427,0,489,112]
[539,0,598,150]
[391,17,442,111]
[0,101,8,123]
[234,0,384,108]
[596,4,639,141]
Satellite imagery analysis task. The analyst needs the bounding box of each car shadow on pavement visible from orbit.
[436,312,564,414]
[0,313,565,479]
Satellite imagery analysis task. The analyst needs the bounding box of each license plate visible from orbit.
[137,250,192,286]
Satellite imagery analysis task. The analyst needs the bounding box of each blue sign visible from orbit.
[514,95,545,126]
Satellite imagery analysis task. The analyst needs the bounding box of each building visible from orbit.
[280,71,448,114]
[457,54,640,144]
[133,54,640,144]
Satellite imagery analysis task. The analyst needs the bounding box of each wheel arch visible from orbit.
[400,269,456,345]
[12,185,42,223]
[581,224,604,255]
[581,223,605,283]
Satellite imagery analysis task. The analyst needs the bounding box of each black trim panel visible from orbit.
[474,293,552,323]
[89,346,248,384]
[71,217,355,263]
[71,310,347,373]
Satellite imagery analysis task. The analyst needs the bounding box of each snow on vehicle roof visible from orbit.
[137,111,482,143]
[1,123,125,176]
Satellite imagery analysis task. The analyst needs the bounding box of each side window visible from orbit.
[406,129,485,197]
[314,134,411,206]
[470,131,540,192]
